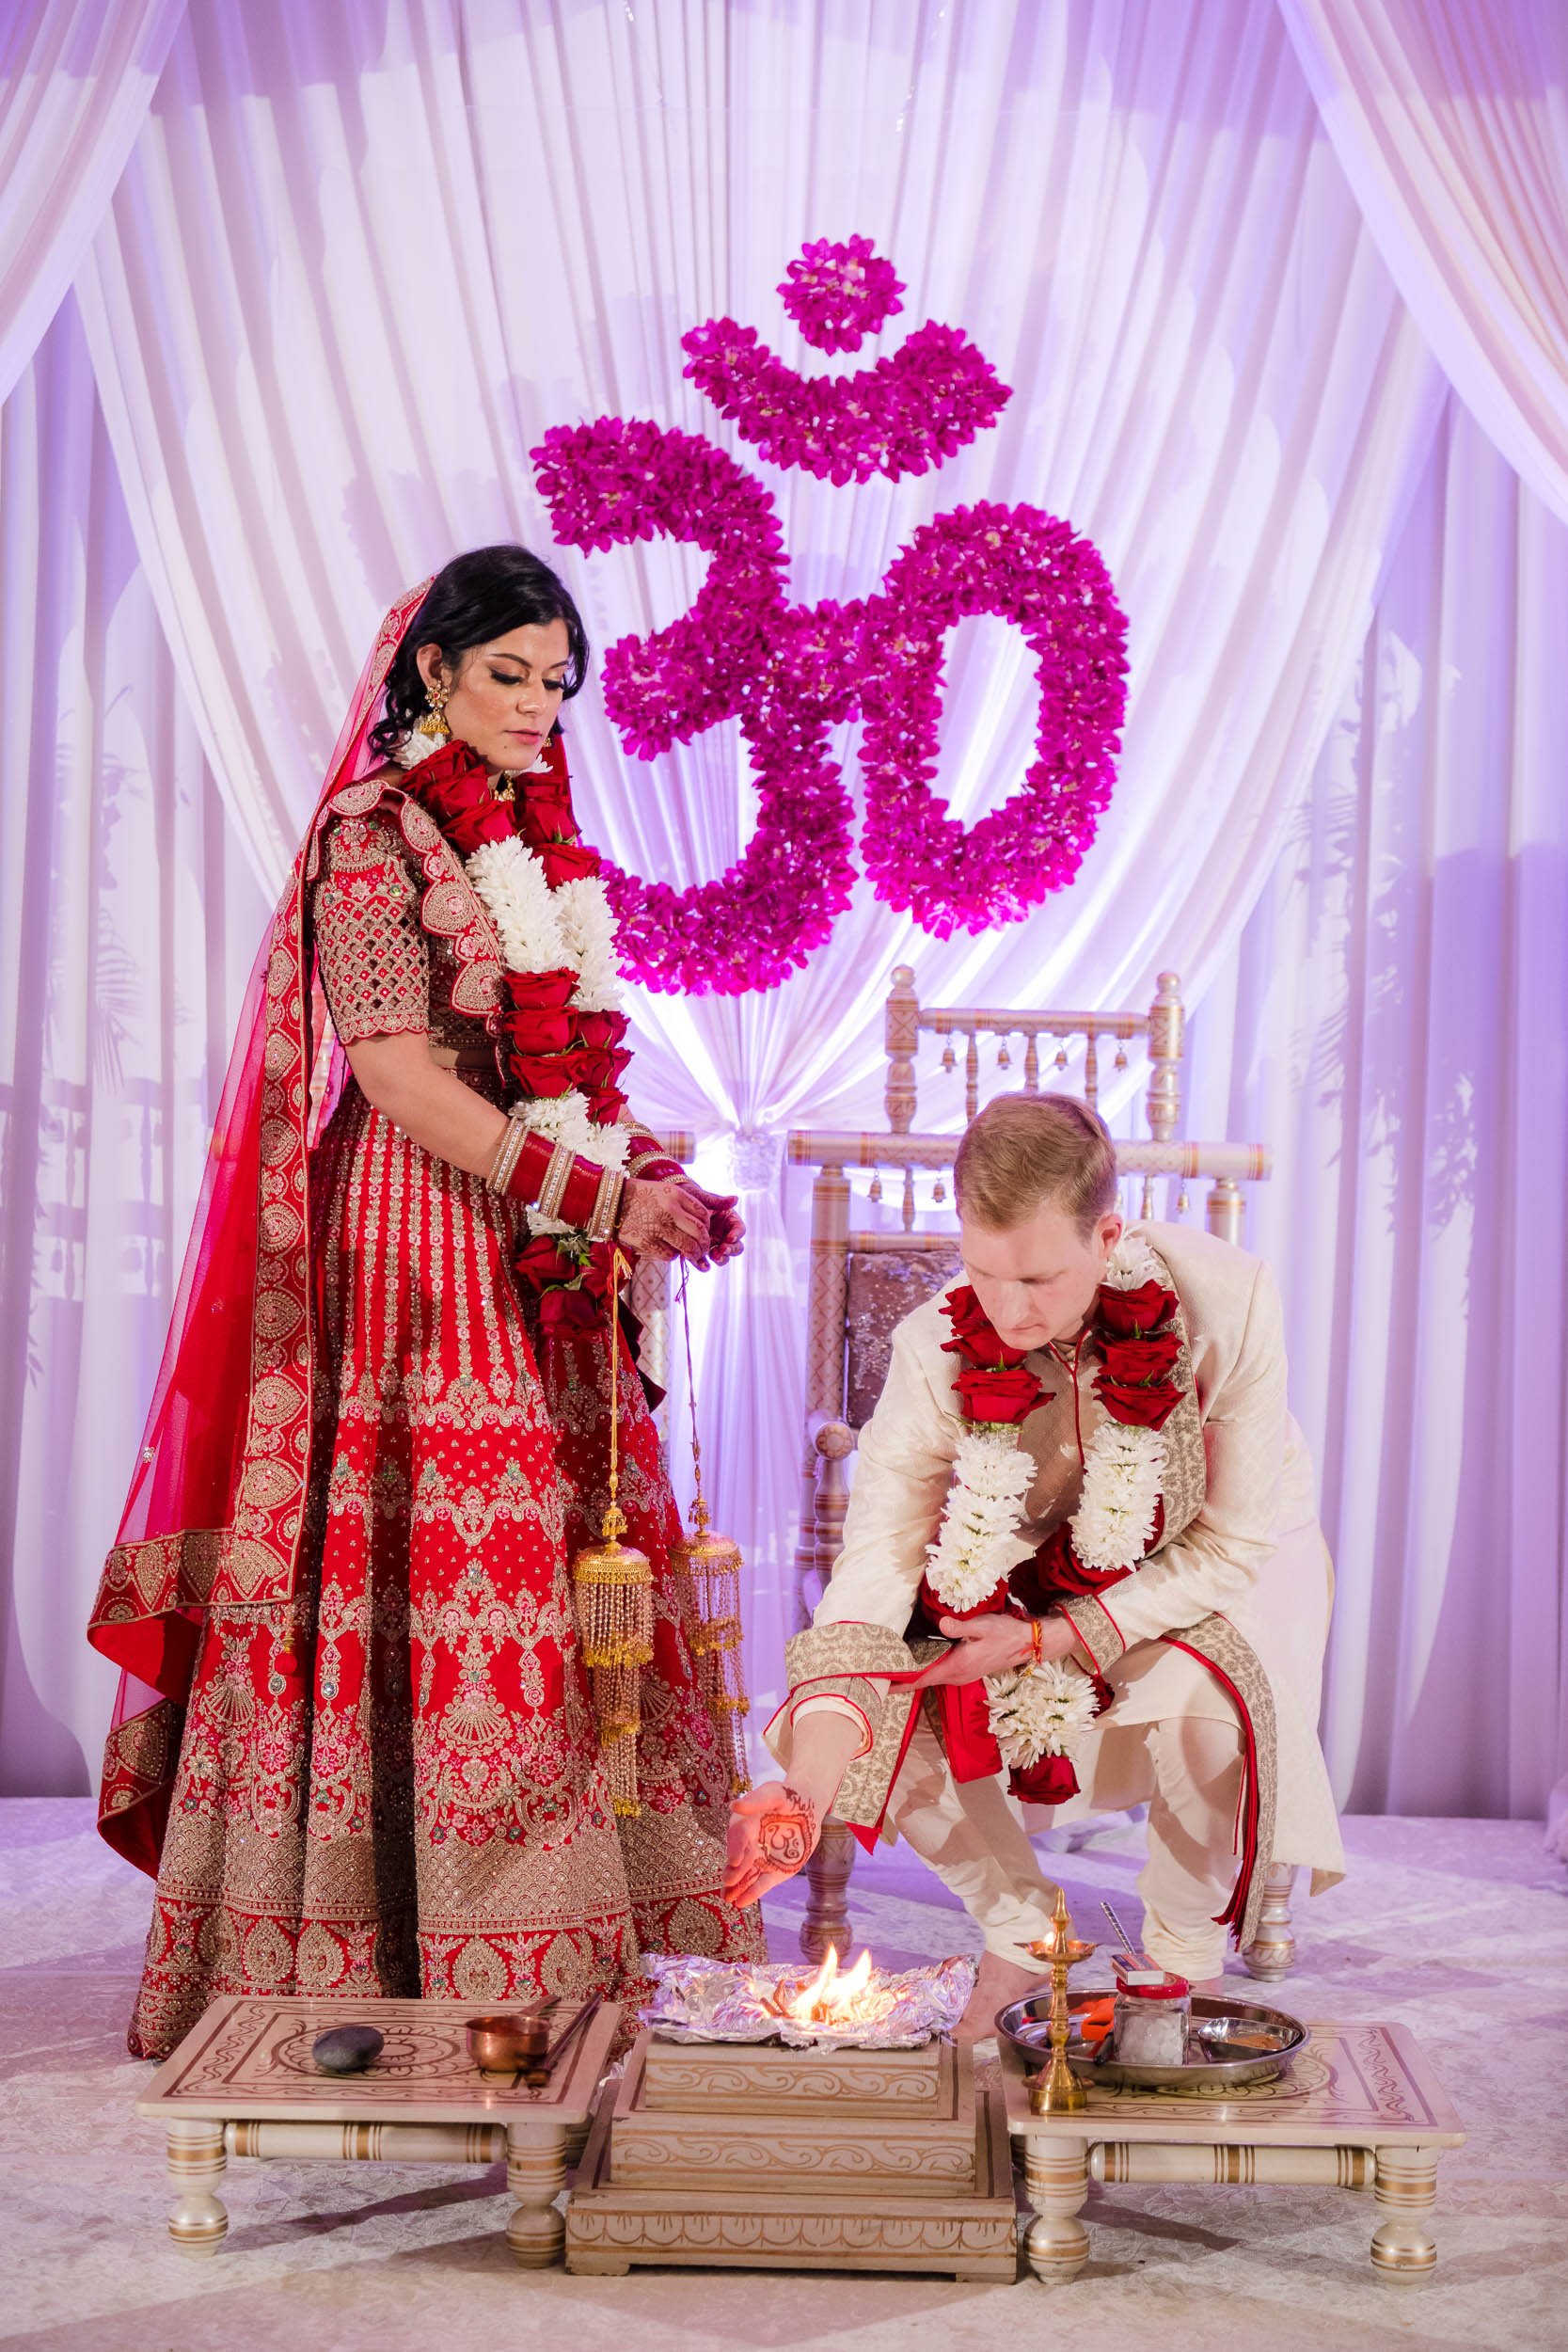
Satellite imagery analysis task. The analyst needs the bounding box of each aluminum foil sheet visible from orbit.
[642,1952,976,2049]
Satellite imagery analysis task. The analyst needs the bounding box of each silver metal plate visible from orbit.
[996,1988,1310,2092]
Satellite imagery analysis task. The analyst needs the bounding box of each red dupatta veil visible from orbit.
[87,583,434,1873]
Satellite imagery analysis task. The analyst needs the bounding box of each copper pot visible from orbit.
[465,2012,551,2073]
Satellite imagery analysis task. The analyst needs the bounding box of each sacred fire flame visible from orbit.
[784,1944,877,2024]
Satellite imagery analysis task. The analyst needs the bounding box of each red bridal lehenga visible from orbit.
[87,584,764,2061]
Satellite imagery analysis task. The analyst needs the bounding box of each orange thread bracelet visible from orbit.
[1028,1617,1044,1667]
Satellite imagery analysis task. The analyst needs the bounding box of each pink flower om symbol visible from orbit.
[533,238,1129,995]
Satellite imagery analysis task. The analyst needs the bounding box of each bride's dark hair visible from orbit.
[369,544,590,758]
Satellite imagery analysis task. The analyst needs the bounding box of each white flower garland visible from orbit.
[397,734,627,1234]
[922,1430,1037,1613]
[925,1232,1175,1773]
[985,1656,1102,1772]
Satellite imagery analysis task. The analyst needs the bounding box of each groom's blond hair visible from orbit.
[954,1093,1117,1238]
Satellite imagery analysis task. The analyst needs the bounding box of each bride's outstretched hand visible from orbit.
[725,1780,820,1908]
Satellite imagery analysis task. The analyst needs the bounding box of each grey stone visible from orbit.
[310,2023,385,2074]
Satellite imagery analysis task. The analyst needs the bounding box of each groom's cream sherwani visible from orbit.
[767,1222,1344,1976]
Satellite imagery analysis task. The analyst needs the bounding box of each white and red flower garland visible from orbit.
[393,733,630,1235]
[531,235,1128,993]
[926,1234,1185,1787]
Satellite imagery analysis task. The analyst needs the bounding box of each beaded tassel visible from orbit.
[669,1270,752,1796]
[570,1247,654,1815]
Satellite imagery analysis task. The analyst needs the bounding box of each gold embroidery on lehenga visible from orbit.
[116,771,763,2061]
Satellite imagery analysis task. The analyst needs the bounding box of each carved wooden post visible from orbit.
[812,1421,855,1577]
[1206,1176,1244,1246]
[1242,1862,1297,1980]
[794,1433,824,1596]
[1146,970,1184,1142]
[884,965,919,1133]
[627,1252,672,1443]
[795,1163,851,1596]
[801,1817,856,1963]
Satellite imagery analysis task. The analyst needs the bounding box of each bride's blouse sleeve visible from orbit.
[313,812,432,1042]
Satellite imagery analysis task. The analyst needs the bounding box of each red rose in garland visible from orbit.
[952,1362,1048,1423]
[1092,1375,1183,1432]
[941,1283,1032,1368]
[1097,1279,1172,1337]
[1099,1328,1181,1382]
[409,739,515,854]
[533,837,602,887]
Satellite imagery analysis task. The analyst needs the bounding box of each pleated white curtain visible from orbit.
[1186,393,1568,1816]
[0,0,185,403]
[0,300,268,1790]
[0,0,1563,1813]
[1280,0,1568,523]
[67,0,1449,1736]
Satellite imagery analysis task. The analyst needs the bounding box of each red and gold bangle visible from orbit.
[586,1166,626,1243]
[489,1119,605,1228]
[488,1119,551,1200]
[485,1120,525,1196]
[555,1153,608,1229]
[535,1140,577,1224]
[627,1148,683,1182]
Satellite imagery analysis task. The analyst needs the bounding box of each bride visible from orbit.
[88,545,764,2059]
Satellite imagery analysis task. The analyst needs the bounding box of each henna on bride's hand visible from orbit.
[755,1785,816,1878]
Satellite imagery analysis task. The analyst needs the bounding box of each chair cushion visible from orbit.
[845,1244,962,1426]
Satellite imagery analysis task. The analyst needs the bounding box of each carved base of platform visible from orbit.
[565,2034,1016,2280]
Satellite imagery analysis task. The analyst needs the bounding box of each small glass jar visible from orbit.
[1112,1972,1191,2067]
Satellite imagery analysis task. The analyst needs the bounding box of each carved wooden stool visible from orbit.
[138,1994,620,2265]
[1001,2017,1464,2283]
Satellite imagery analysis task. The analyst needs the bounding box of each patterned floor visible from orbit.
[2,1799,1564,2349]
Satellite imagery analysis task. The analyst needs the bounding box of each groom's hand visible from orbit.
[724,1780,820,1908]
[913,1612,1077,1685]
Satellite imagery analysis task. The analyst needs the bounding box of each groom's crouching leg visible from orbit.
[886,1717,1058,2029]
[1138,1714,1246,1982]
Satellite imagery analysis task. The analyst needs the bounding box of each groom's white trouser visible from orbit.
[885,1711,1244,1981]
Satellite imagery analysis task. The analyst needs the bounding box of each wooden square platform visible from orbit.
[564,2032,1018,2280]
[1001,2016,1465,2283]
[136,1994,622,2265]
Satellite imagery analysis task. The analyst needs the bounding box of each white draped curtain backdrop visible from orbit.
[1,0,1563,1820]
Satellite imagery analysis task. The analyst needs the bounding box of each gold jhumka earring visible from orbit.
[570,1248,656,1817]
[669,1267,752,1797]
[415,682,450,739]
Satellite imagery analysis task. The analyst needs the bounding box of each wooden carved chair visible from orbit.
[784,967,1298,1984]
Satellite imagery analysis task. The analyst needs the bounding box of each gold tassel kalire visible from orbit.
[670,1270,752,1797]
[571,1247,654,1816]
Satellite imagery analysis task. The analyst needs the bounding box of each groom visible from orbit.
[727,1092,1343,2025]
